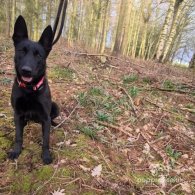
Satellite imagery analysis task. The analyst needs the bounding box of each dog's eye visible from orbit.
[18,47,27,55]
[34,51,41,58]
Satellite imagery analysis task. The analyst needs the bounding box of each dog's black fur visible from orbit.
[8,15,59,164]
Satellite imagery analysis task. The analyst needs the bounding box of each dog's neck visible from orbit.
[17,76,45,91]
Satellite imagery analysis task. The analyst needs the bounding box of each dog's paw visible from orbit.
[42,151,53,164]
[8,151,20,160]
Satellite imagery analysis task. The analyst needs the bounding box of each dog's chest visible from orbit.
[16,95,44,121]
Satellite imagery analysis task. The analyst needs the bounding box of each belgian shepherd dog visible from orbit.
[8,16,59,164]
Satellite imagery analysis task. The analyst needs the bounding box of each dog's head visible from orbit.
[13,15,53,83]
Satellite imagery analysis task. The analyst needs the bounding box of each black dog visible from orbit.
[8,16,59,164]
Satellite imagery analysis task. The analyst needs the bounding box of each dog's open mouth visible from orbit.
[21,76,33,83]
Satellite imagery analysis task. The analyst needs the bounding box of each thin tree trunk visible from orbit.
[99,1,110,53]
[11,0,16,32]
[161,0,189,63]
[155,0,176,61]
[6,0,12,37]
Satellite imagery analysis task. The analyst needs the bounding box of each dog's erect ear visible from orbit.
[39,25,53,56]
[13,15,28,46]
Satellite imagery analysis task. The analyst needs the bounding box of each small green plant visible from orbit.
[77,92,88,106]
[128,86,139,97]
[143,77,152,84]
[166,145,182,167]
[156,131,164,139]
[96,110,113,122]
[80,126,97,139]
[123,74,138,84]
[163,80,175,89]
[89,87,104,96]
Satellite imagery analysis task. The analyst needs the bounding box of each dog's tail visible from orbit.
[51,102,59,126]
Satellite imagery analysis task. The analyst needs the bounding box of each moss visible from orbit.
[0,149,7,162]
[75,134,89,148]
[60,135,92,160]
[58,167,73,177]
[11,174,32,194]
[0,136,12,150]
[54,129,65,142]
[36,165,54,180]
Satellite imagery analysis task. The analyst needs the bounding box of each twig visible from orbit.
[82,184,104,192]
[64,177,80,187]
[119,87,137,117]
[97,146,113,171]
[150,86,194,95]
[53,102,79,130]
[154,114,165,132]
[151,135,170,144]
[96,120,132,137]
[180,107,195,113]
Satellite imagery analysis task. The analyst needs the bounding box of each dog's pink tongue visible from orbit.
[22,76,33,82]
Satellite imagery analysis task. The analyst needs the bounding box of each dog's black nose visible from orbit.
[21,66,32,76]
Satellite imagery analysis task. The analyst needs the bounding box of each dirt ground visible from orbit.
[0,38,195,195]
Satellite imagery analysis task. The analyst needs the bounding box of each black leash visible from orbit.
[52,0,68,45]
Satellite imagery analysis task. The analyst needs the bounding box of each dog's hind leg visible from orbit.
[50,102,59,126]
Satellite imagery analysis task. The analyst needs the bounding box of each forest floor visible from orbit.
[0,38,195,195]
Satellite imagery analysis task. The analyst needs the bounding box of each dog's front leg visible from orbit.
[42,117,52,164]
[8,114,26,159]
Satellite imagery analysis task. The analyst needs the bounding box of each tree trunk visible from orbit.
[161,0,189,63]
[155,0,176,62]
[6,0,12,37]
[99,0,110,53]
[11,0,16,32]
[189,53,195,69]
[112,0,126,55]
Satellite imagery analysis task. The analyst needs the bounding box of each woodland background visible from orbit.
[0,1,195,195]
[1,0,195,66]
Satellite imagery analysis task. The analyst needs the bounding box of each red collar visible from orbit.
[17,76,45,91]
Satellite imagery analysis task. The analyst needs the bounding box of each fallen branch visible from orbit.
[150,86,194,95]
[82,184,104,192]
[96,120,132,137]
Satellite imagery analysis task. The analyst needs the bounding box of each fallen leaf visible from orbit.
[134,97,141,106]
[181,182,192,193]
[91,164,102,177]
[142,143,150,154]
[52,188,65,195]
